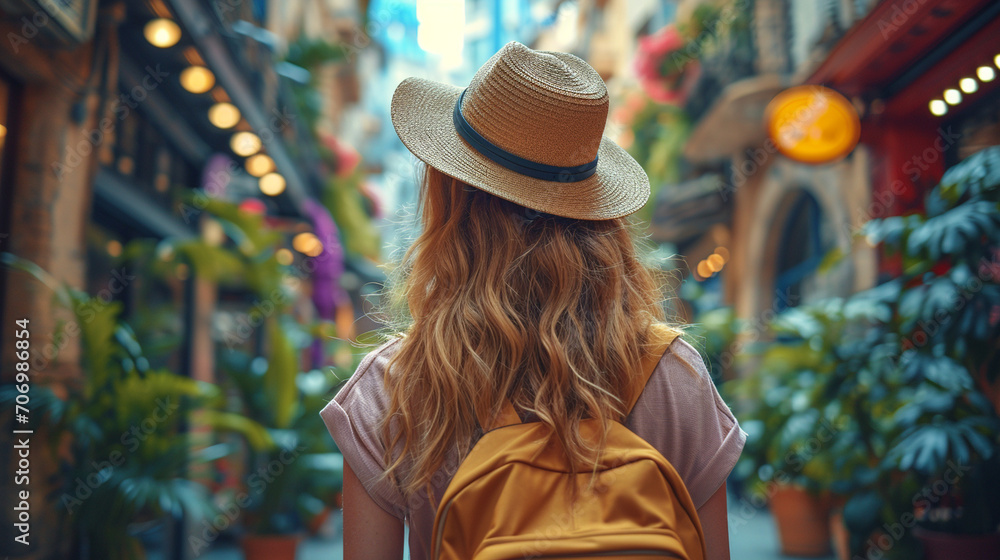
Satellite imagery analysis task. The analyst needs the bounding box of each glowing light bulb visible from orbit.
[208,102,241,129]
[180,66,215,94]
[259,172,286,196]
[959,78,978,94]
[144,19,181,48]
[231,132,262,157]
[245,154,275,177]
[943,89,961,105]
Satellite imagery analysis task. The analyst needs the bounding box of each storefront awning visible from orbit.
[683,74,786,164]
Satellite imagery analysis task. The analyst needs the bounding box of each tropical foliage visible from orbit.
[723,146,1000,558]
[0,254,270,560]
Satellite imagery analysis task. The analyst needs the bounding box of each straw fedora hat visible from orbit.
[389,41,650,221]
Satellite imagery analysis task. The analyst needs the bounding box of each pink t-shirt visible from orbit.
[320,335,746,559]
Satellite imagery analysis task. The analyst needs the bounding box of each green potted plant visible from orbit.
[155,198,346,558]
[725,301,848,557]
[726,294,908,559]
[0,254,270,560]
[212,319,345,559]
[846,146,1000,559]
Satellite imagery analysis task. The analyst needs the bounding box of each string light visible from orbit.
[959,78,978,94]
[259,172,286,196]
[180,66,215,94]
[245,154,275,177]
[144,19,181,48]
[231,132,262,157]
[208,102,241,129]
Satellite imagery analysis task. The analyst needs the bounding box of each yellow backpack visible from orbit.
[430,327,707,560]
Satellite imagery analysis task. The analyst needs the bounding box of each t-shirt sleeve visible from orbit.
[319,338,407,520]
[625,337,747,510]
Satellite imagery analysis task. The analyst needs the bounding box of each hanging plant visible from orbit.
[634,25,702,105]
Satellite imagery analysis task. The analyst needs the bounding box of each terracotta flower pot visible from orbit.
[770,486,832,557]
[240,533,302,560]
[914,527,1000,560]
[306,506,333,536]
[829,509,850,560]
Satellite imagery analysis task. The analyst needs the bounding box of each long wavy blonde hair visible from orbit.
[378,165,679,499]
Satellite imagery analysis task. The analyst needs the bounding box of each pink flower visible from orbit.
[634,25,700,105]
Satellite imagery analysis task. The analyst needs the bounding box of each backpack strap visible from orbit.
[479,323,680,431]
[625,323,680,416]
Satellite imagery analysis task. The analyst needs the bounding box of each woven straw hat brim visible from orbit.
[390,77,650,221]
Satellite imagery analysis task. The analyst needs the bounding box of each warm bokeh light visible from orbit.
[259,172,286,196]
[959,77,978,94]
[293,232,323,257]
[208,102,241,129]
[995,53,1000,69]
[231,132,262,157]
[106,240,122,257]
[144,19,181,48]
[180,66,215,94]
[202,219,226,246]
[707,254,725,272]
[276,248,294,265]
[245,154,275,177]
[714,246,730,261]
[978,65,996,82]
[943,88,961,105]
[929,99,947,116]
[696,260,714,278]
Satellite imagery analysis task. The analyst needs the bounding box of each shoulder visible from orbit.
[655,335,715,389]
[319,336,409,520]
[331,337,404,405]
[627,335,746,509]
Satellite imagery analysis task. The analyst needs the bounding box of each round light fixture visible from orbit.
[180,66,215,94]
[943,88,961,105]
[230,132,262,157]
[144,19,181,48]
[208,102,241,129]
[259,172,286,196]
[764,85,861,165]
[245,154,275,177]
[929,99,947,116]
[959,78,978,94]
[978,66,996,82]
